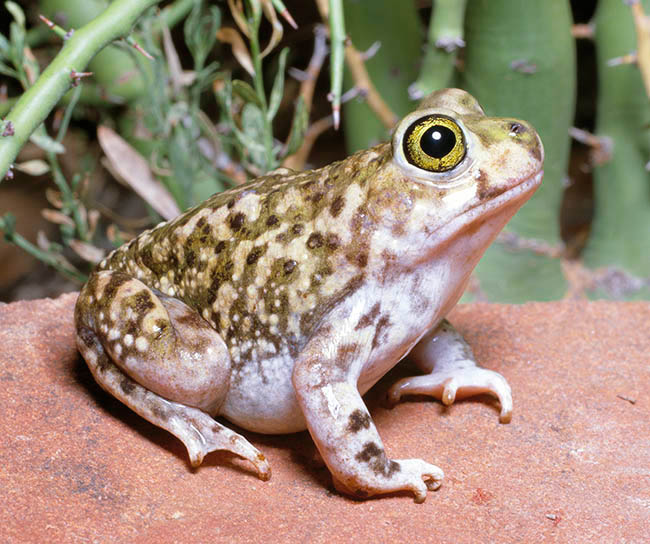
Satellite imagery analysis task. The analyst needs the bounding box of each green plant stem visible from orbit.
[247,3,275,171]
[0,220,87,282]
[157,0,196,33]
[0,0,162,181]
[328,0,345,128]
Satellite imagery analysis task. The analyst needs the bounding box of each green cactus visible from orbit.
[460,0,576,301]
[582,0,650,300]
[341,0,422,153]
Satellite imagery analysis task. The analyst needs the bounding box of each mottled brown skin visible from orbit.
[75,88,544,502]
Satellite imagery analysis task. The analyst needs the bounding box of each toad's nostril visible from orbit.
[509,122,526,135]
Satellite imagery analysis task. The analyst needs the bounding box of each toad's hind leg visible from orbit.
[74,270,270,480]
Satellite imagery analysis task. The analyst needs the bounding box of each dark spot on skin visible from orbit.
[476,169,497,201]
[284,259,297,275]
[347,409,371,433]
[356,252,368,268]
[355,302,380,330]
[330,195,345,217]
[477,181,501,201]
[133,290,155,314]
[96,353,110,372]
[355,441,381,463]
[120,378,135,395]
[101,272,131,301]
[292,223,304,236]
[371,315,391,350]
[227,198,235,209]
[335,343,358,370]
[325,233,341,250]
[351,206,369,234]
[529,142,542,162]
[211,311,221,332]
[341,274,365,300]
[378,250,399,284]
[306,232,323,249]
[229,212,246,231]
[266,214,279,227]
[77,326,96,349]
[151,404,169,422]
[246,247,264,265]
[185,250,196,268]
[355,442,400,478]
[196,217,206,228]
[275,232,287,243]
[215,241,226,254]
[310,191,324,203]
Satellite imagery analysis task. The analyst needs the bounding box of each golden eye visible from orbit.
[402,115,466,172]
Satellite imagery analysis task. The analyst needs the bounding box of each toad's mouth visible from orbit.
[430,168,544,248]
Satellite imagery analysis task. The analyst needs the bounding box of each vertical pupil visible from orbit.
[421,125,456,158]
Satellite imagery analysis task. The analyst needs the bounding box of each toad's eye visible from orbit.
[402,115,466,172]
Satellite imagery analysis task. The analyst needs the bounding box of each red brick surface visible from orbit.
[0,294,648,543]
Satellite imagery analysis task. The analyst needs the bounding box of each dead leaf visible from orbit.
[260,0,283,58]
[14,159,50,176]
[69,239,105,264]
[97,125,181,220]
[228,0,250,38]
[217,27,254,76]
[45,188,63,209]
[87,209,100,238]
[42,209,75,227]
[162,23,184,94]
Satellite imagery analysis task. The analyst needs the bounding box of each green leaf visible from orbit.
[232,79,262,108]
[5,1,25,28]
[0,61,18,78]
[240,103,268,167]
[9,21,25,66]
[267,47,289,122]
[283,96,308,158]
[0,33,10,58]
[184,2,220,71]
[29,128,65,154]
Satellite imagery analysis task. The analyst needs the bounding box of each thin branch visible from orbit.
[282,115,333,170]
[343,43,398,129]
[0,0,162,181]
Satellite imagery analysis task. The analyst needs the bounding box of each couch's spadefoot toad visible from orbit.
[75,88,543,502]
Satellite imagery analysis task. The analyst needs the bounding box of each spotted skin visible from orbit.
[75,88,544,502]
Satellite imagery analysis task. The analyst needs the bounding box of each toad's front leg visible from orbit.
[388,319,513,423]
[292,331,443,503]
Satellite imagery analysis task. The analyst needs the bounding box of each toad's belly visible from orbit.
[221,351,307,434]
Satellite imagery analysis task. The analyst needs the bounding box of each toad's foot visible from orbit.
[387,319,512,423]
[387,365,512,423]
[81,338,272,480]
[333,459,444,503]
